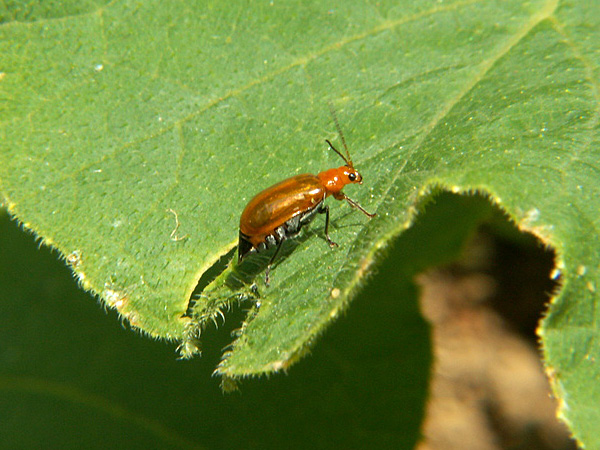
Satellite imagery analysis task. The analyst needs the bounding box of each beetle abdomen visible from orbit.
[238,197,325,262]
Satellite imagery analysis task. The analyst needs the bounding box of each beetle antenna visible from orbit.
[325,139,350,165]
[328,102,353,166]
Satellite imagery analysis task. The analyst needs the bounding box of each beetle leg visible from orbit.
[337,193,376,218]
[265,237,285,287]
[319,204,338,248]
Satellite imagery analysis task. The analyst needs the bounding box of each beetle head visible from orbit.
[343,166,363,185]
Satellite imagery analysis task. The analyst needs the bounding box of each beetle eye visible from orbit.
[348,172,357,182]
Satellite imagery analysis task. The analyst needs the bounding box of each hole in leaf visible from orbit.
[478,223,559,343]
[412,191,572,449]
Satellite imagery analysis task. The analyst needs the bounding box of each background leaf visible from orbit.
[0,210,429,448]
[1,0,599,447]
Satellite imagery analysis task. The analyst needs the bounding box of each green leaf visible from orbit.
[1,0,599,446]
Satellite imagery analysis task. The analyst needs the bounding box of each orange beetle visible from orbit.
[238,118,375,285]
